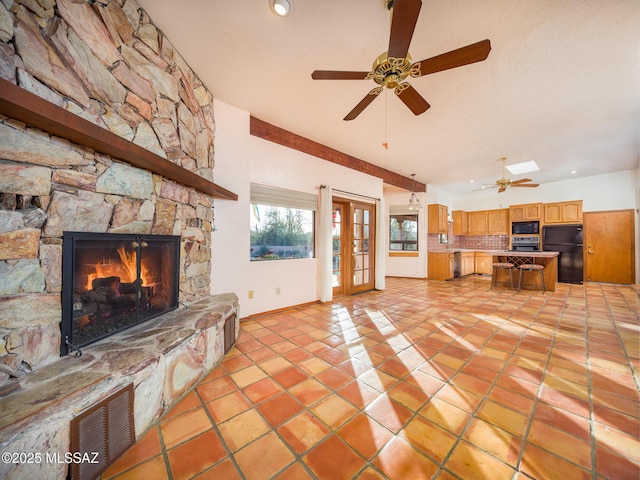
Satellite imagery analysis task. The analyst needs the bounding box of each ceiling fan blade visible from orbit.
[511,178,532,184]
[498,185,507,193]
[311,70,371,80]
[513,183,539,188]
[388,0,422,59]
[395,83,430,115]
[344,88,382,121]
[412,39,491,77]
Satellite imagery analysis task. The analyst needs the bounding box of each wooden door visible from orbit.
[332,199,376,295]
[584,210,634,284]
[350,202,375,294]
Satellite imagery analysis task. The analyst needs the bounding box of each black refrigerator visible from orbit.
[542,225,584,284]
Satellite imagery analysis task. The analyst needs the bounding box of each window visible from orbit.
[250,184,316,261]
[389,214,418,251]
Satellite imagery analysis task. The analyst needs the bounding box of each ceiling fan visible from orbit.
[310,0,491,121]
[480,157,540,193]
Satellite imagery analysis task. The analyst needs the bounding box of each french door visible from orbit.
[332,199,375,296]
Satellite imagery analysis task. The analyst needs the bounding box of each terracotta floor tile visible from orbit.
[288,378,332,406]
[297,356,331,376]
[272,366,309,388]
[275,462,315,480]
[229,364,268,388]
[372,436,439,480]
[235,431,296,480]
[277,411,330,454]
[401,415,457,463]
[520,443,591,480]
[193,458,242,480]
[245,346,278,363]
[364,394,412,434]
[161,390,202,421]
[487,384,536,416]
[104,455,168,480]
[303,434,365,480]
[217,409,271,452]
[222,353,254,373]
[594,422,640,463]
[167,430,227,479]
[196,376,238,402]
[419,397,470,435]
[387,380,429,411]
[160,407,213,449]
[596,443,640,480]
[315,366,353,389]
[435,383,483,414]
[476,400,530,438]
[358,368,399,393]
[528,420,592,469]
[257,392,304,427]
[205,390,251,423]
[336,380,381,409]
[445,441,515,480]
[102,426,162,478]
[593,403,640,438]
[311,394,358,428]
[258,356,293,375]
[533,402,590,441]
[337,412,393,458]
[462,418,522,467]
[242,376,283,404]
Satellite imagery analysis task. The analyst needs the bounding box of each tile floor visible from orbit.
[102,276,639,480]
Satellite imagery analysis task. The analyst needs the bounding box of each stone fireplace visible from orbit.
[0,1,239,478]
[61,231,181,354]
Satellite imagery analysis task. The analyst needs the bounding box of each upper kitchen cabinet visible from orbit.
[467,209,509,235]
[452,210,468,235]
[510,203,543,221]
[487,209,509,235]
[544,200,583,224]
[428,204,449,234]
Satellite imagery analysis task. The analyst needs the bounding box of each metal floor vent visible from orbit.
[69,383,135,480]
[224,312,237,354]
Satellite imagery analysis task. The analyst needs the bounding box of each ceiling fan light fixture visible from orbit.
[270,0,292,16]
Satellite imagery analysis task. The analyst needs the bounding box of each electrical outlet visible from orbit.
[248,290,254,299]
[276,287,280,295]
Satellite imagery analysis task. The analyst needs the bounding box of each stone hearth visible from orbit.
[0,293,238,479]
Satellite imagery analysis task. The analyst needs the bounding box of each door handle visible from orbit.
[588,249,595,254]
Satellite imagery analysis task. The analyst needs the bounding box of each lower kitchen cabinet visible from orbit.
[461,252,475,276]
[474,253,492,275]
[427,252,453,280]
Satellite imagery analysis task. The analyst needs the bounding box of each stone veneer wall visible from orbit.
[0,0,218,385]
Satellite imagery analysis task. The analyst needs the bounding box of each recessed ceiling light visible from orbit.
[505,160,540,175]
[469,179,475,183]
[270,0,292,16]
[570,170,577,174]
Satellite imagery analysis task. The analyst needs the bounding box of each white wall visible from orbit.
[453,170,637,212]
[211,100,383,317]
[384,189,427,278]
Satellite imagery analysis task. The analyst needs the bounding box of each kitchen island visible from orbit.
[427,249,560,291]
[488,250,559,292]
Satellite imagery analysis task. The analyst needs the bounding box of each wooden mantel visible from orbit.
[0,78,237,201]
[250,116,427,192]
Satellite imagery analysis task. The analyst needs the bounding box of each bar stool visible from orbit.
[491,262,515,289]
[517,263,546,294]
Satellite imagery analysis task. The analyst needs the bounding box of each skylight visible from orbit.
[505,160,540,175]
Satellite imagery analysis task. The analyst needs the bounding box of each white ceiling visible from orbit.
[138,0,640,195]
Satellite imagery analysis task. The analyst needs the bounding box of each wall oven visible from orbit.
[511,236,540,251]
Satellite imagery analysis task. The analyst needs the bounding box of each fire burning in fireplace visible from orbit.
[62,232,180,355]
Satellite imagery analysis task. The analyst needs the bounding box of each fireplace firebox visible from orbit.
[61,232,180,355]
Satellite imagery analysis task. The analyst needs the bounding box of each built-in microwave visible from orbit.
[512,221,539,235]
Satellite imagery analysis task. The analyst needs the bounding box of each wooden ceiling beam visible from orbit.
[0,78,237,201]
[250,116,426,192]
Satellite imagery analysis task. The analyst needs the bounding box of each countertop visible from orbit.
[430,249,560,258]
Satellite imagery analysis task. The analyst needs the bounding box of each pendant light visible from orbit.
[407,174,421,211]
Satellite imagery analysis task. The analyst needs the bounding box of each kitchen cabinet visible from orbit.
[428,252,453,280]
[461,252,475,276]
[544,200,583,224]
[474,253,492,274]
[510,203,543,221]
[487,209,509,235]
[468,211,488,235]
[452,210,468,235]
[428,204,449,234]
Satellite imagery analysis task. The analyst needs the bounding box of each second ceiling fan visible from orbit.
[311,0,492,121]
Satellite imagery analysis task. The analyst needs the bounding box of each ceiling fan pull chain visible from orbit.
[382,88,389,149]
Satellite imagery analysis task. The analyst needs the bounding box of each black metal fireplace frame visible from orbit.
[61,231,180,356]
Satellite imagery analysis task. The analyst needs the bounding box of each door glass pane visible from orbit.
[332,206,342,288]
[354,208,364,223]
[354,254,363,270]
[363,225,370,239]
[354,240,363,254]
[363,210,370,223]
